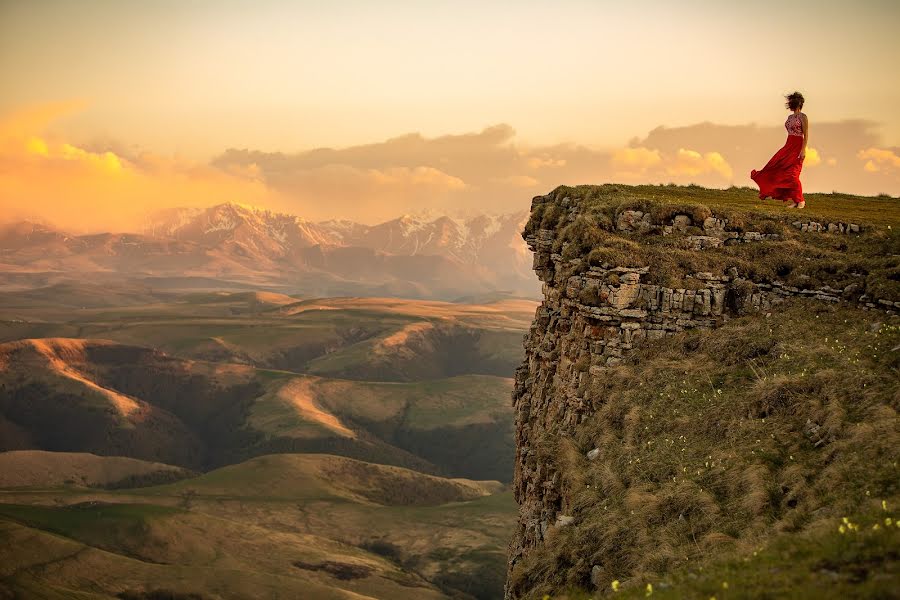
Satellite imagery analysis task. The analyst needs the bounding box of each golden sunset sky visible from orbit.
[1,0,898,228]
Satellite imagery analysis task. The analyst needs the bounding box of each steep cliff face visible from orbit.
[505,185,899,598]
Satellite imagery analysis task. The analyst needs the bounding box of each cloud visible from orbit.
[857,147,900,175]
[197,119,900,219]
[3,104,899,232]
[0,104,288,232]
[611,147,662,172]
[611,146,732,183]
[0,100,84,143]
[527,156,567,169]
[804,147,822,167]
[251,164,468,222]
[666,148,733,180]
[24,137,125,173]
[212,125,555,220]
[372,166,466,189]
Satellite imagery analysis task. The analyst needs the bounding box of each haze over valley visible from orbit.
[0,274,535,598]
[1,203,536,300]
[0,188,539,598]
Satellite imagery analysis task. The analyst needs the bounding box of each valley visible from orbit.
[0,284,537,599]
[0,453,514,600]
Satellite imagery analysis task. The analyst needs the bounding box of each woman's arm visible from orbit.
[800,114,809,160]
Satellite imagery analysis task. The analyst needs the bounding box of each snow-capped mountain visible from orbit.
[326,211,530,265]
[0,203,538,300]
[143,203,342,255]
[144,202,530,270]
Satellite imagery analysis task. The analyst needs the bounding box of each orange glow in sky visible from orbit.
[1,0,898,229]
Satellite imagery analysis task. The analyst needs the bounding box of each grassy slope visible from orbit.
[0,453,517,600]
[535,184,900,227]
[0,337,514,480]
[0,295,535,380]
[314,374,515,481]
[142,453,501,505]
[256,374,513,432]
[0,515,392,600]
[508,302,899,599]
[0,450,193,489]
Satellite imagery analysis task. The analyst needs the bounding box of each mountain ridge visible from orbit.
[0,203,537,299]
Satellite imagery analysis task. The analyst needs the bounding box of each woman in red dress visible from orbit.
[751,91,809,208]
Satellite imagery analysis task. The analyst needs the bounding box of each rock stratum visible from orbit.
[505,185,899,598]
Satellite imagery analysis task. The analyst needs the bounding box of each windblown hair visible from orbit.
[785,91,805,111]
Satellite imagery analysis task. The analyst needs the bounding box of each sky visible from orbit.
[1,0,899,229]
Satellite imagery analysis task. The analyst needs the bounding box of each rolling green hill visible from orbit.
[0,453,516,600]
[0,293,536,381]
[0,450,193,489]
[0,290,529,597]
[0,338,514,480]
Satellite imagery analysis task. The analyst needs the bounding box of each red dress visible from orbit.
[751,113,805,203]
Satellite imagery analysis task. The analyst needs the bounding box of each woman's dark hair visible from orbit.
[785,91,805,110]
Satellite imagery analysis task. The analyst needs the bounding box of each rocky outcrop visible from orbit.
[505,189,897,598]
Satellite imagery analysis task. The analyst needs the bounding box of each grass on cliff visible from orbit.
[521,515,899,600]
[534,183,900,229]
[507,301,899,599]
[526,184,900,299]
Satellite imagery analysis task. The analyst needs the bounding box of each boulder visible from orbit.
[591,565,603,588]
[672,214,692,232]
[702,216,727,233]
[555,514,575,527]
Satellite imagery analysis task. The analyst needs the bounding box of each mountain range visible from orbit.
[0,203,536,299]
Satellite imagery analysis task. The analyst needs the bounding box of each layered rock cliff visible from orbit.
[505,185,900,598]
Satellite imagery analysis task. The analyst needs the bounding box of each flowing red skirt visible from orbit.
[751,135,804,203]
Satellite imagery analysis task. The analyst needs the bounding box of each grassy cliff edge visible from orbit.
[507,184,899,599]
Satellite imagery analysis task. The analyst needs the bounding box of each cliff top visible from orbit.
[524,184,899,302]
[538,183,900,228]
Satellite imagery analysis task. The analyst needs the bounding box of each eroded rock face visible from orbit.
[504,193,894,598]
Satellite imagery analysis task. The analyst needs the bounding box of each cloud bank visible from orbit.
[0,104,290,232]
[2,104,898,232]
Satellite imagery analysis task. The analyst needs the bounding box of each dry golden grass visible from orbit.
[0,452,515,599]
[508,301,899,598]
[0,451,189,489]
[0,339,142,416]
[149,453,499,506]
[278,296,538,330]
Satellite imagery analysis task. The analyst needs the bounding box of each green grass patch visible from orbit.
[611,512,900,599]
[0,502,180,550]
